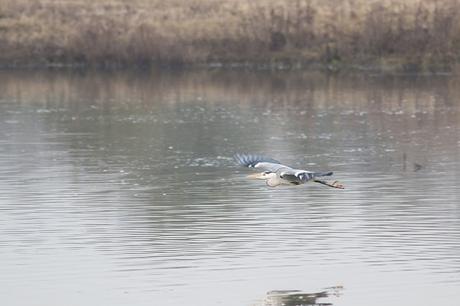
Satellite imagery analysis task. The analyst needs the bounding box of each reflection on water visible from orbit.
[0,70,459,306]
[256,286,343,306]
[264,290,330,306]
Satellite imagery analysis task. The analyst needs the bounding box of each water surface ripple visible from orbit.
[0,71,459,306]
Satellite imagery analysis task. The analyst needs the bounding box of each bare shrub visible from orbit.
[0,0,459,70]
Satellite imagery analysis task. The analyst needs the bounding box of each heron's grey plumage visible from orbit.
[234,153,336,187]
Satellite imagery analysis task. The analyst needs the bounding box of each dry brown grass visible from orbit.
[1,0,460,70]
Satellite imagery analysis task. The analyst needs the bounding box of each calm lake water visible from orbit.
[0,70,459,306]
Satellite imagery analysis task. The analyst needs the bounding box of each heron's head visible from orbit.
[247,171,275,180]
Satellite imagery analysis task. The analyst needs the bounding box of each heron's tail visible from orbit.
[314,171,333,177]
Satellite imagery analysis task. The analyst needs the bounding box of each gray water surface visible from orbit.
[1,71,459,306]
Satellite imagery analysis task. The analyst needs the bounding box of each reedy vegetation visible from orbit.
[1,0,460,70]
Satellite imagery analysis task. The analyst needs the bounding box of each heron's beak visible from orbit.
[247,173,265,180]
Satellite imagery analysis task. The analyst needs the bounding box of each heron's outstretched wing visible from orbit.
[280,170,333,184]
[278,173,302,185]
[234,153,288,172]
[278,170,315,184]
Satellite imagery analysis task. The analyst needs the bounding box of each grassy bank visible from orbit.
[1,0,460,71]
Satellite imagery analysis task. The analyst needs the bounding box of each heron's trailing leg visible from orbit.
[313,179,345,189]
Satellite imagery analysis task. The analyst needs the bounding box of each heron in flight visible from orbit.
[234,153,344,189]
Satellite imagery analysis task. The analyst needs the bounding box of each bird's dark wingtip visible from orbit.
[234,153,280,168]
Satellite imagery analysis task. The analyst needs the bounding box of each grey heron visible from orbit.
[234,153,344,189]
